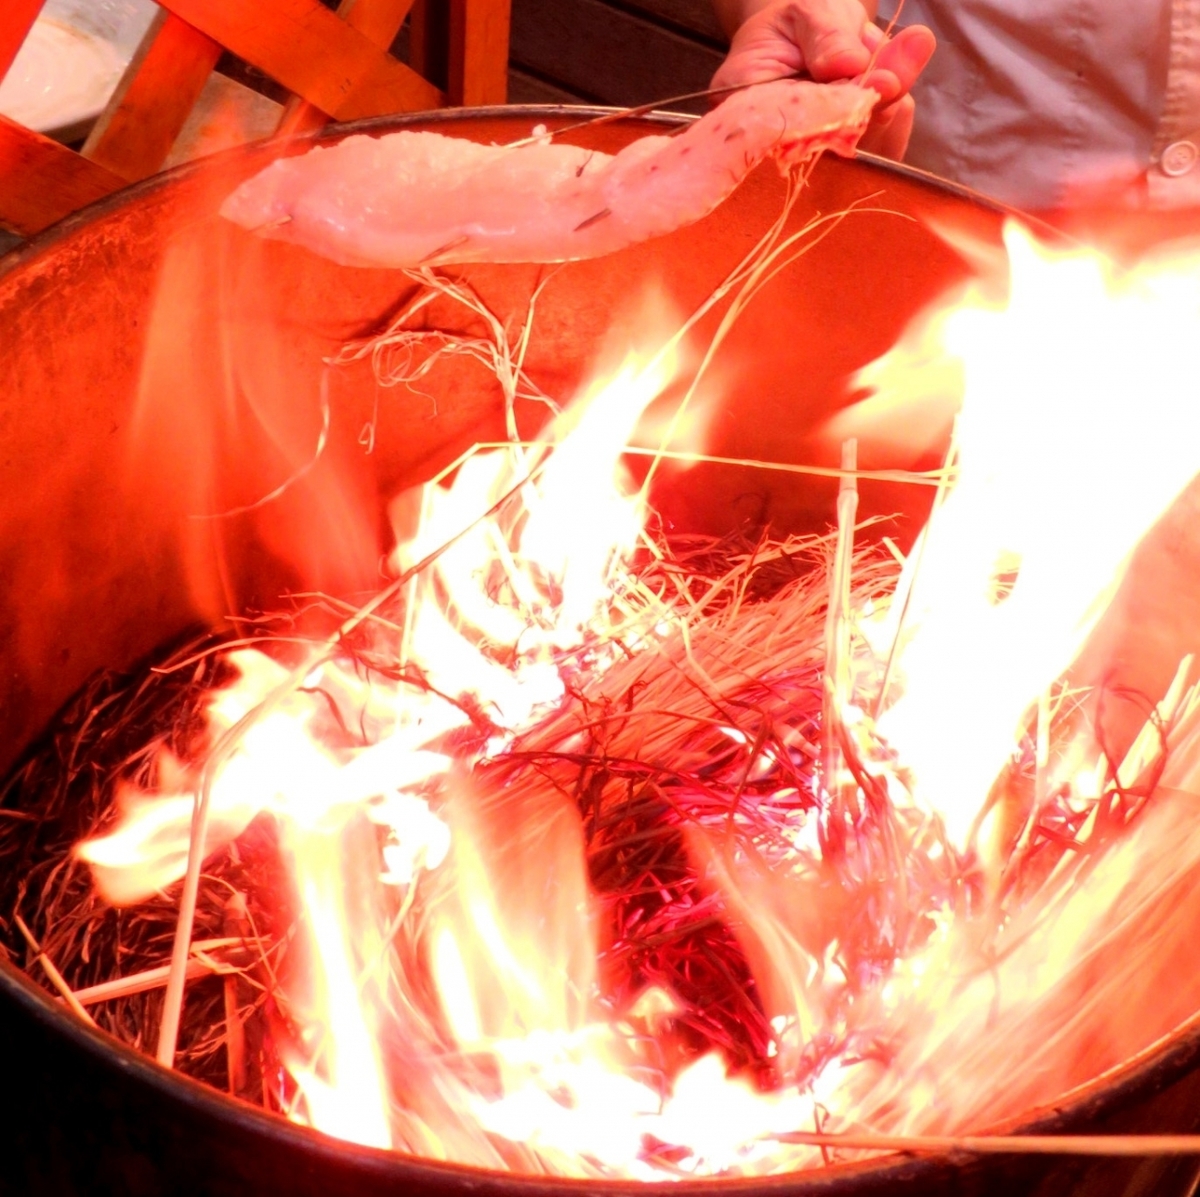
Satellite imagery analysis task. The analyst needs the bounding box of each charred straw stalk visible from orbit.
[14,914,94,1025]
[223,893,249,1093]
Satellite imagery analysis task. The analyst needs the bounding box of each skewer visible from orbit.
[503,73,804,151]
[500,5,912,158]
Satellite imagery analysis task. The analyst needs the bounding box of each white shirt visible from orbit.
[878,0,1200,211]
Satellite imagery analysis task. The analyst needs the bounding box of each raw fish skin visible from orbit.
[221,81,878,268]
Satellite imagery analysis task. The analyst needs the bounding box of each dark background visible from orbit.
[504,0,726,111]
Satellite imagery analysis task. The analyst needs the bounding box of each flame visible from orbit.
[79,334,684,1161]
[861,225,1200,844]
[74,226,1200,1176]
[770,225,1200,1139]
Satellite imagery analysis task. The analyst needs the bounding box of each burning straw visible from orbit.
[5,205,1200,1178]
[0,522,907,1143]
[7,502,1200,1174]
[0,640,290,1098]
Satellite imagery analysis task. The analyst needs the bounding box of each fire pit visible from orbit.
[4,106,1200,1197]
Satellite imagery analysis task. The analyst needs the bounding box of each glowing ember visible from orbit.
[64,223,1200,1176]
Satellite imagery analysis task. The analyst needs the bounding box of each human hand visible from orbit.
[711,0,936,160]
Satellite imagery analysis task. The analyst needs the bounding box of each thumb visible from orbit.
[858,94,916,159]
[863,24,937,101]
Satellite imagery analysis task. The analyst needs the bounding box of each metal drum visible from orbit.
[2,107,1199,1197]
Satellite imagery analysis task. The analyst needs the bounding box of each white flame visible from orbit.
[869,225,1200,842]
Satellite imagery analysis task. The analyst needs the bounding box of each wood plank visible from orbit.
[342,0,419,49]
[506,66,587,107]
[408,0,449,90]
[0,0,44,82]
[449,0,512,106]
[616,0,726,45]
[277,0,419,137]
[0,116,124,237]
[82,11,223,183]
[509,0,723,111]
[156,0,444,120]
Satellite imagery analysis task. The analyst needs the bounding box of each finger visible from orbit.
[711,51,799,90]
[767,0,876,81]
[712,4,811,90]
[858,94,916,159]
[863,24,936,98]
[855,26,902,103]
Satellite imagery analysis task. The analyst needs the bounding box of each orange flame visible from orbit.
[76,227,1200,1175]
[855,225,1200,843]
[79,335,685,1161]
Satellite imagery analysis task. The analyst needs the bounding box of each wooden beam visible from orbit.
[156,0,444,120]
[277,0,418,138]
[82,11,223,183]
[449,0,511,106]
[0,116,124,237]
[342,0,419,49]
[509,0,721,110]
[408,0,449,91]
[507,66,581,105]
[617,0,726,45]
[0,0,44,82]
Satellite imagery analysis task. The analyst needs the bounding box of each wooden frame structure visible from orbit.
[0,0,511,237]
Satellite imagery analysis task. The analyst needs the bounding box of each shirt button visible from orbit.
[1161,140,1199,177]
